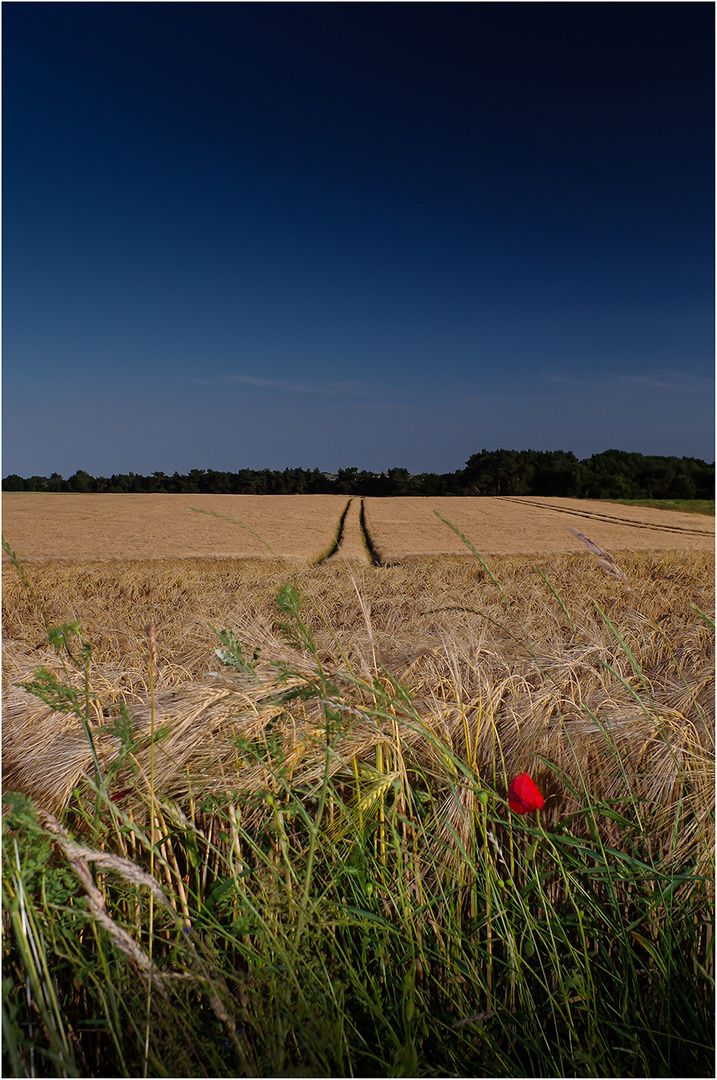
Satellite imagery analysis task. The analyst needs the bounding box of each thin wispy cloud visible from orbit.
[452,384,548,404]
[542,370,713,394]
[223,374,370,396]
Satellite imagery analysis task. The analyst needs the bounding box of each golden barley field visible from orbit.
[364,494,714,559]
[2,490,714,865]
[2,492,713,564]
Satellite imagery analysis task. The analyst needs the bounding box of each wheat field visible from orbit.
[2,492,713,563]
[3,531,714,866]
[3,497,714,1076]
[3,494,713,822]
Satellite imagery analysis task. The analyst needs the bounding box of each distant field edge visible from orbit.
[602,498,715,516]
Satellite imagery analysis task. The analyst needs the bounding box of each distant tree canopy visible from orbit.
[3,450,714,501]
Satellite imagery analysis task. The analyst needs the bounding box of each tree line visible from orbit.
[3,449,714,500]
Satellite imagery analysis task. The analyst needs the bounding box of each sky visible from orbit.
[2,2,714,479]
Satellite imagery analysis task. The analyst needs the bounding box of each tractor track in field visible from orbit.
[323,498,380,565]
[504,497,712,538]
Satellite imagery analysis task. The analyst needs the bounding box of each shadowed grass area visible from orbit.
[606,498,715,516]
[2,529,714,1077]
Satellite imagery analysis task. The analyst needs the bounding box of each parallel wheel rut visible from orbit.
[505,496,711,538]
[323,497,380,565]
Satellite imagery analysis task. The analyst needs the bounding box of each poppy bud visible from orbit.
[508,773,544,814]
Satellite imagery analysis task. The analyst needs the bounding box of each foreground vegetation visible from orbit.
[2,529,714,1077]
[3,447,714,501]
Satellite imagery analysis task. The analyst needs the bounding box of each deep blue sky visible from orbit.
[3,2,714,478]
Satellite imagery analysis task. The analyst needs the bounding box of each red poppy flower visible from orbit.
[508,773,544,814]
[109,787,133,803]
